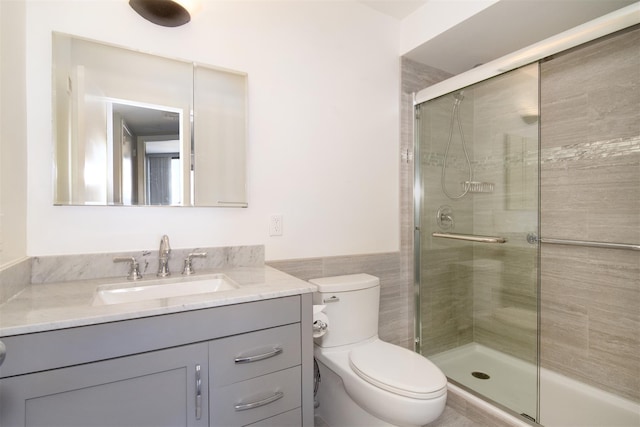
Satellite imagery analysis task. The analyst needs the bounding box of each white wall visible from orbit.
[0,0,28,266]
[23,0,400,260]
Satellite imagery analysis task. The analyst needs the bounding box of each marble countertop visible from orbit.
[0,266,316,337]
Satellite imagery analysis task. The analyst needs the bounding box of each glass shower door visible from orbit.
[415,63,539,420]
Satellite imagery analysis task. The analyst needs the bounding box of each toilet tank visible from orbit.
[310,274,380,348]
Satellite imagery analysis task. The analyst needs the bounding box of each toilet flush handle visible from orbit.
[323,295,340,303]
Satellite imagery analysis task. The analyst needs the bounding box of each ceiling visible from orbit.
[361,0,637,75]
[113,103,179,136]
[359,0,427,19]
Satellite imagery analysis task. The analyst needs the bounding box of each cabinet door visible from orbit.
[0,342,208,427]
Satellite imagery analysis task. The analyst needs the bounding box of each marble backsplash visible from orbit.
[31,245,264,284]
[0,258,32,305]
[0,245,264,304]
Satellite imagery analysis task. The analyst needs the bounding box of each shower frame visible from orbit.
[413,62,541,421]
[411,3,639,424]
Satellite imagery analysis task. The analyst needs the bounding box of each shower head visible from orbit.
[454,91,465,102]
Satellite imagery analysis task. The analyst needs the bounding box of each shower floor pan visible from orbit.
[430,343,640,426]
[430,343,537,419]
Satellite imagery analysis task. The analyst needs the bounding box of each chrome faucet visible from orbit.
[157,235,171,277]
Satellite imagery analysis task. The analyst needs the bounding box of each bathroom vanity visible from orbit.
[0,266,315,427]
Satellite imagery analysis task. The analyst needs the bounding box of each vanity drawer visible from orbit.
[209,323,300,385]
[245,407,301,426]
[210,365,301,427]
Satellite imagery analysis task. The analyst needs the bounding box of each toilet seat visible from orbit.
[349,340,447,400]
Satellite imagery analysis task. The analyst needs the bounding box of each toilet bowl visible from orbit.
[311,274,447,427]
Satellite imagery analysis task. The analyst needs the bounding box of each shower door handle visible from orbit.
[538,237,640,251]
[432,232,507,244]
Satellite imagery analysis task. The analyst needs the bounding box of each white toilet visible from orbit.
[311,273,447,427]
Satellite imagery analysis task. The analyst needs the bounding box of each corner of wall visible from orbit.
[0,0,28,265]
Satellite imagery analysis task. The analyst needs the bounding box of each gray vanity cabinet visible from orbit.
[0,295,314,427]
[0,343,209,427]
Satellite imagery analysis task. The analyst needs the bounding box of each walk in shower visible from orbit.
[414,63,540,421]
[412,8,640,426]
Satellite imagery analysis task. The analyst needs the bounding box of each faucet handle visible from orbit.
[182,252,207,275]
[113,257,143,280]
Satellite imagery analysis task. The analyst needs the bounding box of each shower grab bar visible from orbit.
[539,237,640,251]
[432,232,507,244]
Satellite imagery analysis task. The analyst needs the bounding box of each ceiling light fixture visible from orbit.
[129,0,200,27]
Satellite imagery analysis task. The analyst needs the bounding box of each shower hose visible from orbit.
[441,92,472,200]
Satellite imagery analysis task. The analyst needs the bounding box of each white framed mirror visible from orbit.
[52,33,247,207]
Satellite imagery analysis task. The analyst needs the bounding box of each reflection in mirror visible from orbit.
[109,101,182,205]
[144,139,180,205]
[53,33,248,207]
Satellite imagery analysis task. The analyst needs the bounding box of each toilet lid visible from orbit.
[349,340,447,400]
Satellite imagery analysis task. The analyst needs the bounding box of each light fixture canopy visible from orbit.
[129,0,200,27]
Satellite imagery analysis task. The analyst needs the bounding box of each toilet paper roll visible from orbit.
[313,312,329,338]
[313,305,329,339]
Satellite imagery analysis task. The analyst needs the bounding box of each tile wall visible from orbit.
[540,25,640,402]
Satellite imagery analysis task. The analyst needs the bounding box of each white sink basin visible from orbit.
[93,274,239,306]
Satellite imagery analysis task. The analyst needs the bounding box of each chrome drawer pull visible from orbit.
[0,341,6,366]
[234,347,283,364]
[234,391,284,411]
[195,364,202,420]
[323,296,340,303]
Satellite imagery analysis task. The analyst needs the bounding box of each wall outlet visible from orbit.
[269,215,283,236]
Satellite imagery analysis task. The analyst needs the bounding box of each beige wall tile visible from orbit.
[540,26,640,402]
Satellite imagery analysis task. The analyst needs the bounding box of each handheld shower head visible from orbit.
[442,89,472,200]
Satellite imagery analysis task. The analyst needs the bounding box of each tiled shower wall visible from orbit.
[540,25,640,402]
